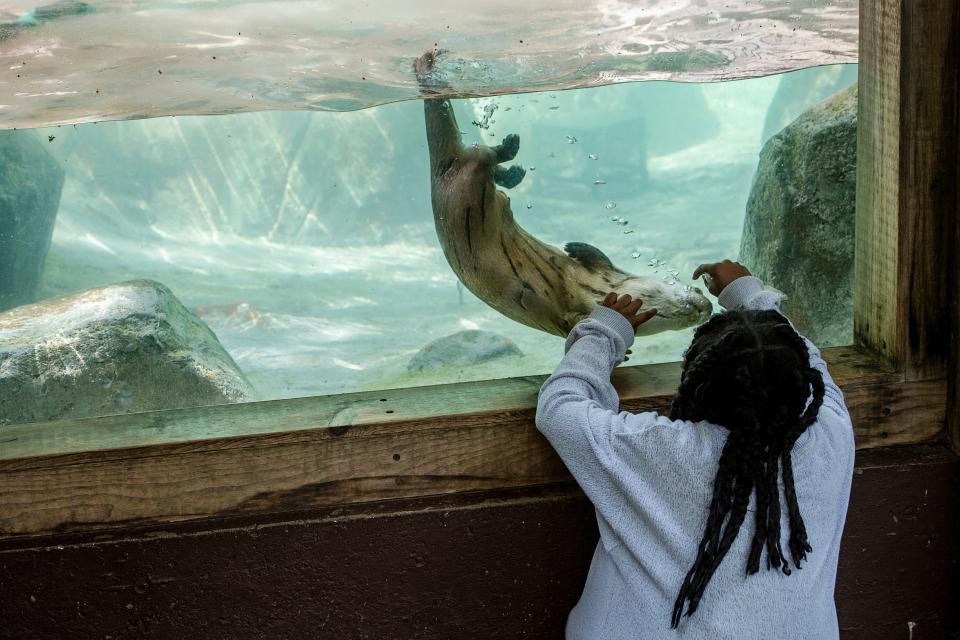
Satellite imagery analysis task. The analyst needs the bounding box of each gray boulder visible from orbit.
[740,84,857,346]
[0,130,65,311]
[0,280,254,426]
[408,330,522,373]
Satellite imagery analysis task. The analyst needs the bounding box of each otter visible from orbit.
[415,51,712,338]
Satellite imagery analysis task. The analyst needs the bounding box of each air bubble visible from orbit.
[472,101,498,130]
[526,204,534,209]
[565,135,578,144]
[588,154,599,160]
[604,201,617,210]
[631,250,642,259]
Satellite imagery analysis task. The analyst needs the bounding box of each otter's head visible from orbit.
[618,277,713,336]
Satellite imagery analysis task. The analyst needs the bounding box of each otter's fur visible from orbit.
[416,51,711,337]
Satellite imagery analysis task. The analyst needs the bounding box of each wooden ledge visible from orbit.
[0,346,946,539]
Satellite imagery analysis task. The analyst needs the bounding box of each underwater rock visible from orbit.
[407,330,522,373]
[0,280,254,426]
[0,130,65,312]
[740,84,857,346]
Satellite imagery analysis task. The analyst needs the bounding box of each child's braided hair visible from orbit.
[668,309,825,628]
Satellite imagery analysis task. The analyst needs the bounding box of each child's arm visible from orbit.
[702,263,849,419]
[535,297,655,500]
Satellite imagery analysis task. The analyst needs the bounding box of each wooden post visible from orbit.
[951,65,960,456]
[854,0,960,382]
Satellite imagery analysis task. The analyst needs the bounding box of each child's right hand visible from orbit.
[601,292,658,329]
[692,260,752,297]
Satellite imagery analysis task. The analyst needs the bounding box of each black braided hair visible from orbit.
[668,310,825,628]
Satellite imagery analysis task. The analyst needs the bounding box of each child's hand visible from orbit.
[601,292,658,329]
[692,260,752,297]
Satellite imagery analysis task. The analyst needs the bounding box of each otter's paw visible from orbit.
[494,164,526,189]
[415,49,446,90]
[494,133,520,163]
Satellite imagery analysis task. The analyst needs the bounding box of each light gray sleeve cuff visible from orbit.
[717,275,777,311]
[588,306,636,350]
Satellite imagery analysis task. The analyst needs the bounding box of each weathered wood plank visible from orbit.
[854,0,959,381]
[899,0,959,381]
[0,347,944,539]
[948,3,960,458]
[0,347,902,471]
[854,0,901,364]
[0,346,897,466]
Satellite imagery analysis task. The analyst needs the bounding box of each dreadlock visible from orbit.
[668,309,825,628]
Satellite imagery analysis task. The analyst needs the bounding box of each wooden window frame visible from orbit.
[1,0,957,541]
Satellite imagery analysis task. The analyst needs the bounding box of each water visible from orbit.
[0,1,856,129]
[0,63,855,410]
[0,1,858,425]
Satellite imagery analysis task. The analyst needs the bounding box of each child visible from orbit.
[536,259,854,639]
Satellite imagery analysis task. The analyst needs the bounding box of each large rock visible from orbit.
[0,280,254,426]
[408,330,522,373]
[740,85,857,346]
[0,130,65,311]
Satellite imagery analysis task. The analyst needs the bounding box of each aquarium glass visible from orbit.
[0,1,858,428]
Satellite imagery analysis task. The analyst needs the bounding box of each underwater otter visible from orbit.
[415,51,712,337]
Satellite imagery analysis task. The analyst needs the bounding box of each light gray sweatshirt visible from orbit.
[536,276,855,640]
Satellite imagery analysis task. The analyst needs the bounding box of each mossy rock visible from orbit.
[740,85,857,346]
[0,280,254,426]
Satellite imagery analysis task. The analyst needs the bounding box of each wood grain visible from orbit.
[899,0,959,381]
[947,2,960,457]
[855,0,960,381]
[953,125,960,458]
[854,0,901,364]
[0,347,944,539]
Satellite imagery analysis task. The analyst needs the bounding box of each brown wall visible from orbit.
[0,445,957,640]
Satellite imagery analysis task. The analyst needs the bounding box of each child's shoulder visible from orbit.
[612,412,728,459]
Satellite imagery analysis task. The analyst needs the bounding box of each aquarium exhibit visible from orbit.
[0,0,858,426]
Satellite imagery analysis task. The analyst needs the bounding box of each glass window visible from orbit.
[0,1,858,428]
[0,64,856,427]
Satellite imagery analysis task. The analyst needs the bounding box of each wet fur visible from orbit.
[416,51,711,337]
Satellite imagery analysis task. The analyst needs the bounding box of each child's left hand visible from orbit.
[601,292,658,329]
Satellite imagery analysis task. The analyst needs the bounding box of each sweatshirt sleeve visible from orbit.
[718,275,849,419]
[535,306,657,508]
